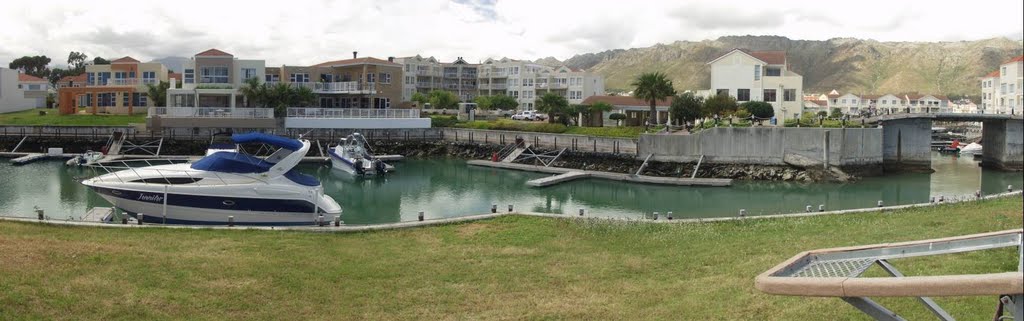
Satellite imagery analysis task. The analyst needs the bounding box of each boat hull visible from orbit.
[329,149,382,176]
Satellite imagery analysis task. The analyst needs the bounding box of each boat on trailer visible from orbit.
[329,133,392,176]
[81,133,342,226]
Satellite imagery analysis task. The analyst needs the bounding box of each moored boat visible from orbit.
[329,133,392,176]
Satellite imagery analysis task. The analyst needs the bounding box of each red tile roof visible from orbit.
[582,95,672,107]
[1004,55,1024,64]
[111,56,140,63]
[747,50,786,65]
[58,74,87,83]
[18,73,46,82]
[196,48,233,57]
[312,57,400,67]
[984,70,1000,77]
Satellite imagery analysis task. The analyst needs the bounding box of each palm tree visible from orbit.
[536,92,568,124]
[630,72,676,128]
[239,77,266,107]
[145,81,170,114]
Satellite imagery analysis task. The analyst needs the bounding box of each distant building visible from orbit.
[478,57,605,110]
[264,53,403,109]
[166,49,265,108]
[980,55,1022,115]
[705,49,804,124]
[823,91,950,115]
[394,55,478,103]
[0,68,42,113]
[17,72,49,108]
[57,56,170,114]
[582,95,672,126]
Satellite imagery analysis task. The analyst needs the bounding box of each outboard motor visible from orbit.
[353,159,365,176]
[373,159,386,175]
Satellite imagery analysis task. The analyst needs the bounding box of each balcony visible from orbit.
[537,83,567,89]
[416,82,435,88]
[481,83,507,90]
[312,81,375,94]
[482,71,508,78]
[443,73,459,78]
[285,108,429,129]
[148,107,274,119]
[416,70,437,76]
[89,78,140,87]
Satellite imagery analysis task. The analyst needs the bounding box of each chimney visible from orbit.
[353,51,358,59]
[388,56,394,63]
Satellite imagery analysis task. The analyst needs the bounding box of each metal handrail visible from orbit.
[87,159,273,186]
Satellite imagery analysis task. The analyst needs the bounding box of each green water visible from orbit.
[1,153,1020,224]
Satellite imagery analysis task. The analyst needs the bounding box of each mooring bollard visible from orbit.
[877,200,883,207]
[162,214,166,225]
[36,209,44,221]
[491,205,497,213]
[334,215,341,227]
[652,212,659,220]
[739,209,746,218]
[938,195,944,203]
[138,213,145,225]
[508,205,513,213]
[975,190,982,199]
[417,211,425,221]
[1009,185,1014,192]
[930,196,935,203]
[578,208,584,217]
[667,211,673,220]
[318,214,325,227]
[121,216,128,224]
[228,215,234,227]
[805,205,812,213]
[818,204,825,212]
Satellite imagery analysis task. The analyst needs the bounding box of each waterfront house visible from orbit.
[981,55,1023,115]
[17,72,49,108]
[56,56,170,115]
[166,49,265,108]
[705,49,804,124]
[0,68,42,113]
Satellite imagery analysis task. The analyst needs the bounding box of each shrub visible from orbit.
[608,113,626,120]
[430,115,457,127]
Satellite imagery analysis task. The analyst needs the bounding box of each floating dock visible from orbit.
[468,160,732,187]
[9,153,49,165]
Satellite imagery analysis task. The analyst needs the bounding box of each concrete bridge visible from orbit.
[867,113,1023,171]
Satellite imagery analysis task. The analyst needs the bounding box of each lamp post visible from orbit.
[714,114,720,127]
[781,106,788,127]
[818,113,825,127]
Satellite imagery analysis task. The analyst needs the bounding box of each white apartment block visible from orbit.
[825,92,949,115]
[982,55,1023,115]
[707,49,803,123]
[395,55,478,103]
[167,48,266,108]
[478,58,605,110]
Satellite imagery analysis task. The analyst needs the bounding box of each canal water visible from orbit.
[1,153,1020,225]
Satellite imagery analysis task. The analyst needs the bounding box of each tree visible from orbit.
[490,95,519,110]
[146,81,170,108]
[67,51,88,75]
[427,90,459,109]
[411,92,429,110]
[290,86,316,107]
[473,95,493,110]
[8,55,52,78]
[535,92,568,124]
[669,92,704,126]
[239,77,267,107]
[93,57,110,65]
[703,93,738,118]
[47,68,65,88]
[740,101,774,120]
[609,113,626,127]
[829,107,843,119]
[630,72,676,128]
[584,101,614,126]
[816,111,828,118]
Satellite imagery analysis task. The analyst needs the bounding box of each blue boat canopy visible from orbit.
[191,152,273,173]
[232,133,303,151]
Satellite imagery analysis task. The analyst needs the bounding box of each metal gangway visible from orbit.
[495,137,566,167]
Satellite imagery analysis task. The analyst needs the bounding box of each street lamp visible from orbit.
[714,114,720,127]
[818,113,825,127]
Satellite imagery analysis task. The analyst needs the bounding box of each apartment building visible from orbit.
[982,55,1023,115]
[0,68,42,113]
[706,49,804,124]
[166,49,265,108]
[824,92,949,115]
[394,55,478,103]
[266,53,403,109]
[478,57,605,110]
[57,56,170,114]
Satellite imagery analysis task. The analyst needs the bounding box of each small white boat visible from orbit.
[329,133,392,176]
[959,142,982,155]
[66,150,104,166]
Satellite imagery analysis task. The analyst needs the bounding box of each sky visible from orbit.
[2,0,1022,68]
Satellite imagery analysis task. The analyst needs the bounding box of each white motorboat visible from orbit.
[959,142,983,155]
[329,133,392,176]
[82,133,342,226]
[66,150,104,166]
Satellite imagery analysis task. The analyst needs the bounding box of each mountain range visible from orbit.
[535,36,1024,96]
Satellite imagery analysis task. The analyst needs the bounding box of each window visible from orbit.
[784,89,796,102]
[523,91,534,99]
[366,73,375,83]
[765,67,781,76]
[265,74,279,82]
[27,84,40,90]
[380,72,391,84]
[200,67,228,83]
[881,100,887,105]
[1011,84,1016,93]
[122,92,129,106]
[754,65,761,80]
[524,78,534,87]
[737,89,750,101]
[716,89,729,96]
[511,66,519,75]
[142,71,156,84]
[1002,67,1007,75]
[290,73,309,83]
[509,90,519,98]
[184,69,195,84]
[242,68,258,81]
[841,99,847,104]
[763,89,777,102]
[1001,84,1007,94]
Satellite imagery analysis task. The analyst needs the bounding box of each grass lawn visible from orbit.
[564,126,660,138]
[1,197,1021,320]
[0,108,146,126]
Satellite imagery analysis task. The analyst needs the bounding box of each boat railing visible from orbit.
[86,159,274,186]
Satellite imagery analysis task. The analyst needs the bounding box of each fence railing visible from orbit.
[148,107,274,119]
[286,108,420,119]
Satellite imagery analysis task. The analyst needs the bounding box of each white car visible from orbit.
[511,111,538,121]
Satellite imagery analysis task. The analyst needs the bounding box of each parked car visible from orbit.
[511,110,539,121]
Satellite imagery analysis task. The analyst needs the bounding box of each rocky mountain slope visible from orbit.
[536,36,1023,95]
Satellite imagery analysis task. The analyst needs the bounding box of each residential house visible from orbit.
[268,53,402,109]
[706,49,804,124]
[57,56,170,115]
[582,95,672,127]
[981,55,1023,115]
[0,68,40,113]
[979,70,999,114]
[17,72,49,108]
[166,49,265,108]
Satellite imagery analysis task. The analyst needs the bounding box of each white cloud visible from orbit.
[1,0,1021,67]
